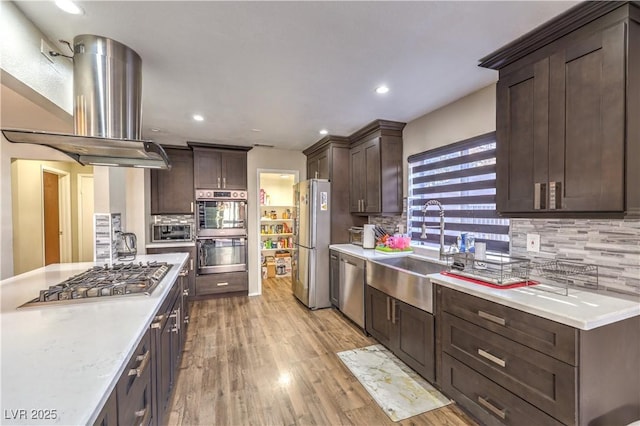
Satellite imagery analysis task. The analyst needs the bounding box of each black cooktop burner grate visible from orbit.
[21,262,172,308]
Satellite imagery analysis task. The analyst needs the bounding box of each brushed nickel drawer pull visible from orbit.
[128,350,150,377]
[478,310,506,326]
[135,406,150,426]
[478,348,506,367]
[216,282,229,287]
[478,396,506,420]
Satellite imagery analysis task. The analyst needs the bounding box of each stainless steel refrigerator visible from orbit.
[292,179,331,309]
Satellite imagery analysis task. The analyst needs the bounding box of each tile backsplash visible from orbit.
[510,219,640,295]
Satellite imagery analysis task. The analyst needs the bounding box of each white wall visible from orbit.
[402,84,496,196]
[247,147,306,295]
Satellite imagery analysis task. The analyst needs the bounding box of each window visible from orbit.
[407,132,509,254]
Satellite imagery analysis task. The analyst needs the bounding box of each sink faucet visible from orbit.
[421,199,445,259]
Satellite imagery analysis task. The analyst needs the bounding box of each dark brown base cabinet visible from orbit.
[365,285,435,383]
[481,2,640,216]
[436,285,640,426]
[195,271,248,296]
[93,273,187,426]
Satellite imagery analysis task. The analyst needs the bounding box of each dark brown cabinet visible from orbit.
[195,271,248,296]
[303,135,359,243]
[190,144,250,190]
[482,2,640,216]
[150,147,194,215]
[436,285,640,426]
[365,285,435,382]
[147,246,195,303]
[329,250,340,307]
[92,390,117,426]
[349,120,404,215]
[117,330,153,426]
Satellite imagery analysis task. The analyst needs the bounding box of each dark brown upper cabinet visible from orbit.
[189,143,251,190]
[480,2,640,217]
[150,147,194,215]
[303,135,358,243]
[349,120,405,215]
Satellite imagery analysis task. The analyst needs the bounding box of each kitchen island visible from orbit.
[0,253,188,425]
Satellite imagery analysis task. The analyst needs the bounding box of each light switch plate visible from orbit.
[526,233,540,252]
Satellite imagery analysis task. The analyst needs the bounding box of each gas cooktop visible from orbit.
[20,261,172,308]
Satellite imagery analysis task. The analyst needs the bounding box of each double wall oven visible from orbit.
[195,189,247,275]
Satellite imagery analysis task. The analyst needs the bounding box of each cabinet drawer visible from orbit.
[442,312,575,424]
[440,287,577,364]
[441,353,563,426]
[117,330,152,426]
[196,272,248,295]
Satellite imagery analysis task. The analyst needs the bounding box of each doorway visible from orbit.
[42,167,72,265]
[257,170,298,294]
[43,171,60,265]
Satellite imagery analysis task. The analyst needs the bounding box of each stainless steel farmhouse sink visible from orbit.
[372,255,444,276]
[367,255,445,313]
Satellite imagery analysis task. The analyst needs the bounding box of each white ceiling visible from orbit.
[10,0,578,151]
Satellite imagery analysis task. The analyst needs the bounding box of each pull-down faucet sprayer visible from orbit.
[421,199,445,259]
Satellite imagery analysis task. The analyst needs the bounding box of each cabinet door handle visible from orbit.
[534,182,547,210]
[223,177,226,188]
[184,315,190,324]
[217,177,221,188]
[478,349,506,367]
[150,314,164,329]
[183,289,189,296]
[128,350,150,377]
[217,282,229,286]
[391,300,397,324]
[179,268,188,277]
[478,396,506,420]
[478,310,506,326]
[549,181,561,210]
[190,201,194,213]
[386,296,391,321]
[190,258,194,271]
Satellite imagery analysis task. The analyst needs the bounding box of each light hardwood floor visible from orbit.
[166,277,477,425]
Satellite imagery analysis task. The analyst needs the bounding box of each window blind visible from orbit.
[408,132,509,254]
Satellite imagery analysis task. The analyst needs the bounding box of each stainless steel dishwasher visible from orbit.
[339,252,365,328]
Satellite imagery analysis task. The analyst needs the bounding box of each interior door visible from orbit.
[43,171,60,265]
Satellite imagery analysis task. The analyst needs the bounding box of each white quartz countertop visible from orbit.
[429,273,640,330]
[146,241,195,249]
[330,244,640,330]
[0,253,189,425]
[329,243,415,259]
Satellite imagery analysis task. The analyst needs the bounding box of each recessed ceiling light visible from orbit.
[319,129,329,135]
[193,114,204,122]
[375,85,390,94]
[55,0,84,15]
[251,128,262,132]
[150,128,161,132]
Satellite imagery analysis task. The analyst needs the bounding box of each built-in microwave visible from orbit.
[151,224,193,242]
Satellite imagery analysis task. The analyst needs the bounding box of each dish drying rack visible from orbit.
[443,253,532,286]
[530,260,599,295]
[443,253,599,295]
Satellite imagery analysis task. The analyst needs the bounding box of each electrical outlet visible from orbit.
[526,233,540,252]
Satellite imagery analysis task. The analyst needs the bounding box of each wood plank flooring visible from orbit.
[166,277,477,425]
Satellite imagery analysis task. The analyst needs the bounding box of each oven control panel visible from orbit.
[195,189,247,201]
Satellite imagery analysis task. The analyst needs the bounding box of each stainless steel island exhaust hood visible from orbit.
[1,34,170,169]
